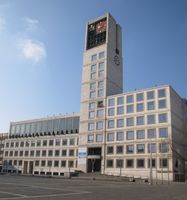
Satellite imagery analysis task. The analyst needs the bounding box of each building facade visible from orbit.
[0,133,8,172]
[2,13,187,181]
[2,114,79,175]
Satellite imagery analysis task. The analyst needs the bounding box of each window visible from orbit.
[127,105,134,113]
[55,150,60,157]
[6,142,9,148]
[90,91,96,98]
[96,121,103,130]
[107,146,114,154]
[91,72,96,80]
[20,141,24,147]
[148,143,156,153]
[147,101,155,110]
[42,150,46,157]
[62,139,67,145]
[136,116,144,125]
[55,139,61,146]
[107,133,114,141]
[31,141,35,147]
[117,119,124,128]
[160,158,168,168]
[97,101,104,108]
[147,115,155,124]
[159,99,166,109]
[69,149,74,156]
[108,108,115,116]
[137,130,145,139]
[97,109,103,117]
[136,93,144,101]
[5,151,8,157]
[98,62,104,69]
[91,54,97,61]
[137,144,145,153]
[159,128,168,138]
[137,103,144,112]
[41,160,46,167]
[47,160,52,167]
[88,135,94,143]
[117,97,124,105]
[126,117,134,127]
[117,106,124,115]
[98,81,103,89]
[14,151,18,156]
[98,70,104,78]
[91,64,96,72]
[148,159,156,168]
[9,151,13,156]
[158,89,166,98]
[126,131,134,140]
[89,102,95,110]
[116,132,124,141]
[147,91,154,100]
[30,151,34,157]
[36,150,40,157]
[88,123,95,131]
[49,140,54,146]
[98,89,103,97]
[116,159,124,168]
[43,140,47,146]
[62,150,67,156]
[18,160,22,166]
[99,51,104,59]
[147,129,156,139]
[137,159,145,168]
[61,160,66,167]
[107,160,113,168]
[126,95,134,103]
[69,138,75,145]
[25,141,29,147]
[90,82,96,90]
[108,98,115,107]
[54,160,59,167]
[35,160,40,167]
[159,113,167,123]
[108,120,115,129]
[15,142,19,147]
[96,134,103,142]
[19,151,23,157]
[88,111,95,119]
[126,145,134,154]
[159,143,169,153]
[48,150,53,157]
[37,140,41,147]
[126,159,134,168]
[68,161,74,168]
[10,142,14,148]
[116,146,123,154]
[25,151,29,157]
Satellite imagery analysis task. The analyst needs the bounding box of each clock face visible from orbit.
[87,18,107,50]
[96,20,107,34]
[114,55,120,66]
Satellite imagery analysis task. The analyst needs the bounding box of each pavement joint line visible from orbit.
[0,182,88,193]
[0,190,28,198]
[0,191,92,200]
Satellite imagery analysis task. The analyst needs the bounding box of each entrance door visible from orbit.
[87,159,101,172]
[23,161,28,174]
[87,147,102,173]
[29,161,34,174]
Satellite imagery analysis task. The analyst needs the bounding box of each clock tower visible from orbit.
[78,13,123,173]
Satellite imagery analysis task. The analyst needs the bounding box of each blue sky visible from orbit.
[0,0,187,132]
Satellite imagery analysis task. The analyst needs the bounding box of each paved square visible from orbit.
[0,175,186,200]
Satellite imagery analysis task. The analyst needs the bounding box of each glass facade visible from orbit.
[10,116,79,136]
